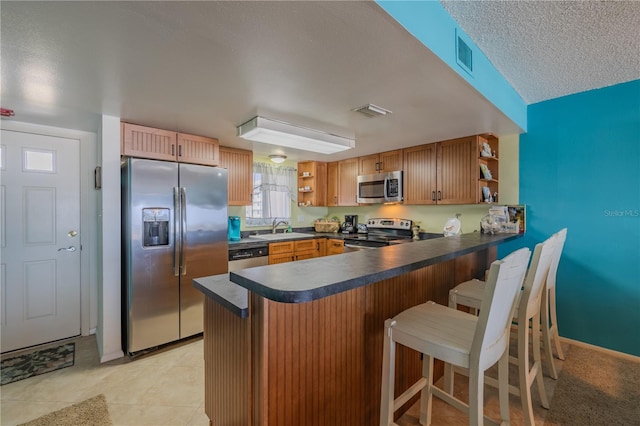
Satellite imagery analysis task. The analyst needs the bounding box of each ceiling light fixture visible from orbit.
[352,103,392,118]
[269,154,287,164]
[237,116,354,154]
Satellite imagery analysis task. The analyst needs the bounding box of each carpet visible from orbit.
[544,344,640,425]
[18,394,112,426]
[1,342,75,385]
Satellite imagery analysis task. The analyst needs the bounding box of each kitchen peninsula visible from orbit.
[194,232,521,425]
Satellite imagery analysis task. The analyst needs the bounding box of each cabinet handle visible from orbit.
[431,191,436,201]
[379,161,383,171]
[172,144,175,156]
[437,191,442,200]
[178,145,183,157]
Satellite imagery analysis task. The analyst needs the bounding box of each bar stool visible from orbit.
[379,247,531,426]
[541,228,567,379]
[445,232,559,426]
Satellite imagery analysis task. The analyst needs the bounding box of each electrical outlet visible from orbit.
[298,215,305,223]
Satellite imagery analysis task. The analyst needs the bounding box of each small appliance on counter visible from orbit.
[228,216,241,241]
[341,214,358,234]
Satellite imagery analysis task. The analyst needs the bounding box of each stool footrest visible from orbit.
[393,377,428,411]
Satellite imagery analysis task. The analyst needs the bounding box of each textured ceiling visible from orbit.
[1,2,638,162]
[441,0,640,104]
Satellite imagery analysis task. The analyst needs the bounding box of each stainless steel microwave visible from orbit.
[357,170,403,204]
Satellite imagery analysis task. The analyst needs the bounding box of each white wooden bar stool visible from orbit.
[379,247,531,426]
[445,232,559,426]
[541,228,567,379]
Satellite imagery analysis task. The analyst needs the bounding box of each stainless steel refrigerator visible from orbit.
[121,158,228,354]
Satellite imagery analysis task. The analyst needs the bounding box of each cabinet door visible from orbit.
[437,137,476,204]
[294,250,317,261]
[219,146,253,206]
[404,144,437,205]
[121,123,177,161]
[379,149,403,172]
[177,133,220,166]
[316,239,326,257]
[294,239,316,252]
[337,158,358,206]
[269,253,295,264]
[268,242,294,264]
[326,239,344,255]
[358,154,380,175]
[327,162,338,207]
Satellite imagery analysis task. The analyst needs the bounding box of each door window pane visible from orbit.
[23,148,56,173]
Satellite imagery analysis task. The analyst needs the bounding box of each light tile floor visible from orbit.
[1,334,562,425]
[1,335,209,426]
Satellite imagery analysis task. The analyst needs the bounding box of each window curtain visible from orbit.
[246,162,297,226]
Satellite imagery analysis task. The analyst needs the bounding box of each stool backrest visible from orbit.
[545,228,567,291]
[471,247,531,369]
[520,233,558,319]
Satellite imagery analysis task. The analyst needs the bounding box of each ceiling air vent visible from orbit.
[352,103,392,118]
[456,30,473,75]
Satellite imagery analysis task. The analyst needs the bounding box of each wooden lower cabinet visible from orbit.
[269,239,325,264]
[268,242,295,264]
[203,248,495,425]
[326,239,344,255]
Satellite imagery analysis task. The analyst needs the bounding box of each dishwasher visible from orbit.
[228,246,269,272]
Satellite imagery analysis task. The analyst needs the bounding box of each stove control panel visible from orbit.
[367,218,412,230]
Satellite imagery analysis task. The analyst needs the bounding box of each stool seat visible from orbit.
[449,279,485,311]
[391,302,477,369]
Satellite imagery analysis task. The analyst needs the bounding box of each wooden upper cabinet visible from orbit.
[177,133,219,166]
[358,154,380,175]
[327,162,338,207]
[297,161,327,207]
[476,134,499,204]
[337,158,359,206]
[403,144,437,205]
[436,136,477,204]
[122,123,178,162]
[358,149,403,174]
[121,123,220,166]
[219,146,253,206]
[404,135,492,205]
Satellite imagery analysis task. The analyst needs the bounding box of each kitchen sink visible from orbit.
[250,232,316,241]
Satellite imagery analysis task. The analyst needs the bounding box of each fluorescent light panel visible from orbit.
[237,116,354,154]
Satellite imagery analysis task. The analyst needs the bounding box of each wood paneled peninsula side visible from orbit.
[194,232,522,425]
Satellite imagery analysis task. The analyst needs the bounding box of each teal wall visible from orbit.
[377,1,527,131]
[500,80,640,356]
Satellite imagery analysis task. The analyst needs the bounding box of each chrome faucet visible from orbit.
[272,219,289,233]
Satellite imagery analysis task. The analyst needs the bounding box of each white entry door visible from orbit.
[1,129,81,353]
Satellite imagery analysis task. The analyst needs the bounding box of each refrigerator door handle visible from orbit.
[180,187,188,275]
[173,187,181,276]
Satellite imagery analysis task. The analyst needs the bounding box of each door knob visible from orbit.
[68,230,78,237]
[58,246,77,252]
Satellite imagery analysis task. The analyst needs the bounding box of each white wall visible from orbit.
[97,115,124,362]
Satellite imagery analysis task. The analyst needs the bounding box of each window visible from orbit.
[245,162,297,226]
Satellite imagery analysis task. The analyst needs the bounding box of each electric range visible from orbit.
[343,218,413,249]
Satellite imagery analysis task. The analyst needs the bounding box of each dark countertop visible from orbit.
[227,230,443,249]
[229,232,522,304]
[193,274,249,318]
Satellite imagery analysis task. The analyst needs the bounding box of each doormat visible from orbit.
[1,342,75,385]
[18,394,112,426]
